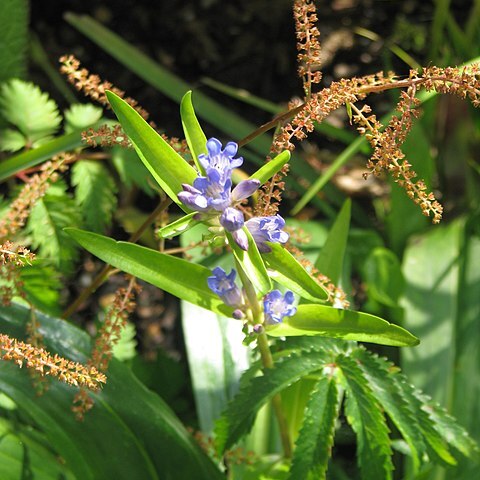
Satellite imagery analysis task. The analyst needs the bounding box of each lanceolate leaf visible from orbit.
[215,350,333,454]
[290,376,340,480]
[180,91,207,172]
[226,229,272,297]
[249,151,290,185]
[66,228,233,317]
[339,355,394,480]
[106,91,197,206]
[157,212,199,239]
[266,304,419,347]
[314,199,351,285]
[264,243,329,303]
[0,303,223,480]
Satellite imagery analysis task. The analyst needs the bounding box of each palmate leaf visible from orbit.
[0,80,61,145]
[353,348,426,472]
[289,376,340,480]
[214,350,334,454]
[339,354,394,480]
[27,183,82,273]
[72,160,117,233]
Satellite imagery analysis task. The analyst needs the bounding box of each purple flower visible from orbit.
[245,215,289,252]
[231,179,260,201]
[199,138,243,181]
[263,290,297,324]
[220,207,244,232]
[207,267,243,307]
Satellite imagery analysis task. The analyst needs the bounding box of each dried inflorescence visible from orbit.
[0,333,107,390]
[294,0,322,96]
[0,242,35,266]
[0,153,71,240]
[72,277,140,419]
[59,55,151,121]
[82,124,132,148]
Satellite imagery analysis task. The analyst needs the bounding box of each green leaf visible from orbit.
[0,80,61,142]
[0,302,223,479]
[157,212,199,239]
[64,104,103,132]
[180,91,207,172]
[27,183,82,273]
[290,376,340,480]
[314,199,351,284]
[226,229,272,297]
[339,355,394,480]
[0,128,26,152]
[0,130,89,181]
[0,0,28,83]
[363,247,404,307]
[353,349,426,472]
[111,146,156,197]
[66,228,233,317]
[111,321,137,361]
[266,304,419,347]
[264,243,329,303]
[249,151,291,185]
[106,90,197,206]
[72,160,117,233]
[215,350,333,454]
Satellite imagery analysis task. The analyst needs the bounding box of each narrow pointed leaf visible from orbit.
[66,228,233,317]
[106,90,197,206]
[264,243,329,302]
[290,376,340,480]
[249,151,290,185]
[215,350,332,454]
[180,91,207,172]
[157,212,199,239]
[226,229,271,297]
[314,199,351,284]
[339,355,394,480]
[266,304,419,347]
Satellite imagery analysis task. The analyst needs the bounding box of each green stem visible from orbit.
[234,258,293,458]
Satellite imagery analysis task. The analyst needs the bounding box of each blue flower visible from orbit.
[263,290,297,324]
[245,215,289,252]
[178,138,260,216]
[207,267,243,307]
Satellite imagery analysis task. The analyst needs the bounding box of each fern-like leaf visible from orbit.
[72,160,117,233]
[289,375,340,480]
[353,348,426,472]
[214,350,333,454]
[0,79,61,146]
[27,183,82,273]
[64,104,102,132]
[339,354,394,480]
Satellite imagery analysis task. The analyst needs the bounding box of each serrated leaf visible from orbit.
[180,91,207,172]
[112,322,137,361]
[290,376,340,480]
[339,355,394,480]
[27,183,81,273]
[72,160,117,233]
[0,0,28,83]
[266,304,419,347]
[106,90,197,206]
[353,348,426,472]
[0,80,61,142]
[66,228,233,317]
[157,212,199,239]
[64,104,103,132]
[0,128,26,152]
[226,228,272,297]
[314,199,351,285]
[215,350,333,454]
[249,151,290,186]
[264,243,329,303]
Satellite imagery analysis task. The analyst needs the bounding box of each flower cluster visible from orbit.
[263,290,297,324]
[178,138,289,252]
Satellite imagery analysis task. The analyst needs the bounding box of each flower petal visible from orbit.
[232,179,261,201]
